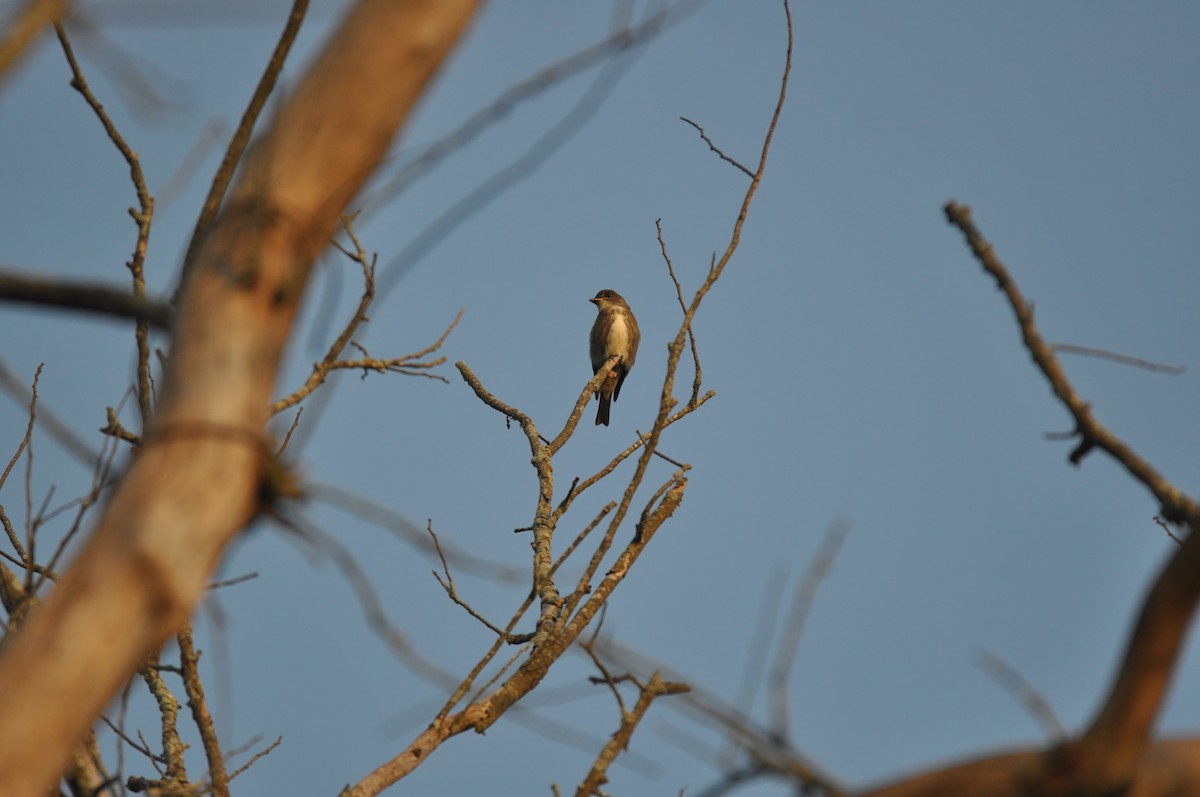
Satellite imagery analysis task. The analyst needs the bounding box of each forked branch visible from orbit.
[942,200,1200,796]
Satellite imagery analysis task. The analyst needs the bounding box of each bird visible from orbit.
[589,289,640,426]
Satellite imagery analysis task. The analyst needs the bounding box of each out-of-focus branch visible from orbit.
[767,520,848,737]
[0,267,172,329]
[0,356,98,467]
[1050,343,1186,375]
[0,3,479,795]
[976,649,1067,742]
[856,738,1200,797]
[944,201,1200,795]
[0,0,66,83]
[366,0,702,219]
[179,0,309,295]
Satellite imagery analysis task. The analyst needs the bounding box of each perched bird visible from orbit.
[589,289,640,426]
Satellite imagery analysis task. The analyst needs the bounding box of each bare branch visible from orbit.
[179,0,310,293]
[0,4,481,794]
[656,220,703,407]
[0,0,67,84]
[679,117,755,177]
[767,520,848,737]
[573,672,690,797]
[0,356,98,467]
[0,268,172,329]
[226,736,283,783]
[55,21,156,425]
[943,201,1200,526]
[976,649,1067,742]
[428,522,512,639]
[593,636,845,796]
[270,218,461,414]
[1050,343,1186,375]
[372,1,702,301]
[177,622,229,797]
[944,200,1200,794]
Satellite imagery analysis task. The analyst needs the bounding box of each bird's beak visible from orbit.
[589,298,600,305]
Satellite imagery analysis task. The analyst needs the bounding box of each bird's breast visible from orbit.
[606,311,631,354]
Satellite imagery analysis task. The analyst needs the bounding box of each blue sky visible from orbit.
[2,2,1199,795]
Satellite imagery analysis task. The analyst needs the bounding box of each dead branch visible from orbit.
[574,672,690,797]
[177,622,229,797]
[0,0,67,83]
[180,0,309,291]
[1049,343,1186,375]
[0,267,172,329]
[679,117,755,178]
[943,200,1200,795]
[339,5,791,791]
[55,21,156,424]
[271,218,461,414]
[0,3,480,795]
[942,202,1200,525]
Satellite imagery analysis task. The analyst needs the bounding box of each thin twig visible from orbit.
[574,672,689,797]
[276,406,304,457]
[177,622,229,797]
[1050,343,1186,375]
[767,520,849,736]
[208,572,259,590]
[179,0,310,291]
[680,117,755,177]
[227,736,283,782]
[428,522,511,639]
[140,661,188,783]
[271,219,462,413]
[0,356,97,467]
[656,220,703,406]
[55,21,156,426]
[977,648,1067,742]
[274,512,456,689]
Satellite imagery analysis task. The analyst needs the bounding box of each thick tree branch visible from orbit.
[0,3,479,795]
[0,0,65,82]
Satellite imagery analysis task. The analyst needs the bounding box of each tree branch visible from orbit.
[942,201,1200,526]
[944,200,1200,795]
[0,3,479,794]
[0,267,173,329]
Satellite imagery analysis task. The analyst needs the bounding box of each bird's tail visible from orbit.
[595,394,611,426]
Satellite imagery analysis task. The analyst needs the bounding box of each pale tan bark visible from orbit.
[0,2,478,794]
[0,0,66,82]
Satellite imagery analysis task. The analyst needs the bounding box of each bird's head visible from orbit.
[590,289,626,310]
